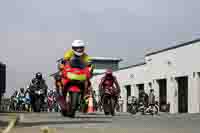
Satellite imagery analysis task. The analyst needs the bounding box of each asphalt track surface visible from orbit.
[0,112,200,133]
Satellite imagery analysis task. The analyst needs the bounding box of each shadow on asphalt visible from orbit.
[76,116,112,119]
[16,120,111,127]
[0,120,9,127]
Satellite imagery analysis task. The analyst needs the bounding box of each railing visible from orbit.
[0,98,10,112]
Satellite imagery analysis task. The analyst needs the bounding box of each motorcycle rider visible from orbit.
[29,72,48,110]
[146,89,156,112]
[148,89,155,106]
[139,90,149,107]
[10,89,18,111]
[63,40,91,66]
[56,40,93,97]
[98,69,121,108]
[48,89,54,96]
[47,89,55,112]
[30,72,48,96]
[16,88,26,110]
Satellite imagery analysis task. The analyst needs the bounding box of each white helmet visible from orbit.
[72,40,85,56]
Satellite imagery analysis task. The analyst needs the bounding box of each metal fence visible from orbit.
[0,98,10,112]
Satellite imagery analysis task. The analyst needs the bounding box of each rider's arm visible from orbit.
[83,54,91,65]
[64,49,73,62]
[42,80,48,95]
[113,76,121,93]
[88,82,93,94]
[64,49,73,60]
[59,49,73,70]
[98,77,105,90]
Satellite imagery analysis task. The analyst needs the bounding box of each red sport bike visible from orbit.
[56,58,93,118]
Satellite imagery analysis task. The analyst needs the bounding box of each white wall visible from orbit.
[145,42,200,79]
[91,41,200,113]
[145,41,200,113]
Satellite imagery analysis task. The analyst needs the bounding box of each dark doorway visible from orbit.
[137,84,144,98]
[157,79,167,111]
[198,73,200,112]
[176,76,188,113]
[125,85,131,111]
[125,85,131,99]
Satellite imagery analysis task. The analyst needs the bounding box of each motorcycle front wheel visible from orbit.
[61,92,79,118]
[34,99,41,112]
[110,97,115,116]
[103,95,115,116]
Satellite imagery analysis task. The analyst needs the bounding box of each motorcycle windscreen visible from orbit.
[69,86,80,92]
[70,56,86,69]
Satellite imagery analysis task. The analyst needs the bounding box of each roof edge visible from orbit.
[116,62,146,71]
[146,39,200,56]
[57,57,123,62]
[91,57,123,62]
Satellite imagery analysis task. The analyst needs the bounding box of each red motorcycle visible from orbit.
[57,61,93,118]
[47,95,56,112]
[102,87,117,116]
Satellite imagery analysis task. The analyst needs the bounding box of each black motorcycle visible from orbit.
[137,101,146,115]
[29,85,46,112]
[127,96,138,115]
[144,101,159,115]
[34,89,45,112]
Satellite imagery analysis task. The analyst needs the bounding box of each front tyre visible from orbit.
[35,99,41,112]
[66,92,79,118]
[110,98,115,116]
[103,96,110,115]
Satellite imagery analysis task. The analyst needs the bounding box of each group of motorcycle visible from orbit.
[9,88,60,112]
[127,96,159,115]
[9,91,32,112]
[10,55,118,117]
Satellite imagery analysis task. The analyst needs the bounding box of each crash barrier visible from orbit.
[0,98,49,112]
[0,98,10,112]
